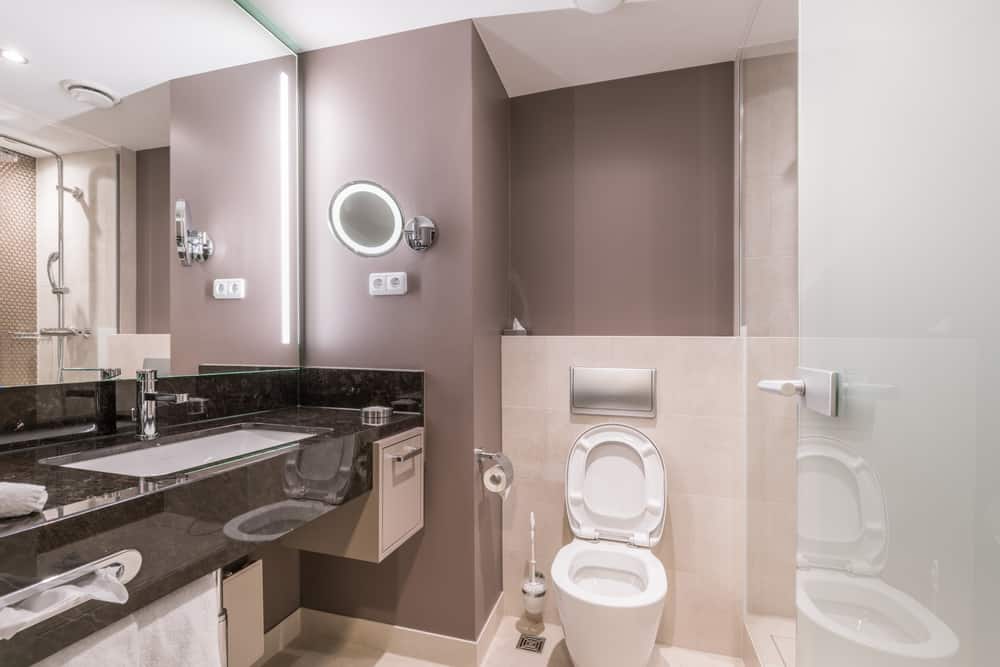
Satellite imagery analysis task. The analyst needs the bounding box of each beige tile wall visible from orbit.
[501,336,747,657]
[742,53,797,338]
[745,338,798,618]
[741,51,800,620]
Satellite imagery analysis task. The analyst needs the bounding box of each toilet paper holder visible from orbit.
[475,448,514,497]
[474,448,502,463]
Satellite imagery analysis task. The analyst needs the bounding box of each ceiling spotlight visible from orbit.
[0,48,28,65]
[574,0,625,14]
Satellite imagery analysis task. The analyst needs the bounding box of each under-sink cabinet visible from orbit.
[282,427,424,562]
[221,560,265,667]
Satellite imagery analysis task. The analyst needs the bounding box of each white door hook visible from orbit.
[756,367,839,417]
[756,379,805,397]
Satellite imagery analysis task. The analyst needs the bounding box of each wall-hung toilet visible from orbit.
[796,435,959,666]
[551,424,668,667]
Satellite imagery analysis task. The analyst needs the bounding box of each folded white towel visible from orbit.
[136,572,222,667]
[0,482,47,518]
[34,614,139,667]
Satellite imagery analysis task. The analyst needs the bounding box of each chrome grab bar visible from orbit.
[0,548,142,611]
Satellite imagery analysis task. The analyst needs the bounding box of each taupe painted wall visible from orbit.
[169,55,299,374]
[470,26,509,632]
[136,147,171,335]
[254,543,301,631]
[300,21,507,640]
[509,63,734,336]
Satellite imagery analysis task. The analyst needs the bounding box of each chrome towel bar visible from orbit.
[0,548,142,611]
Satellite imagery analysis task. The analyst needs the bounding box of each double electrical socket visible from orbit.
[213,278,246,299]
[369,272,407,296]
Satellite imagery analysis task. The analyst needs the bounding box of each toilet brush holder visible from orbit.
[522,572,546,617]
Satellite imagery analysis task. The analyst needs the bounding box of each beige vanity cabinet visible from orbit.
[282,427,424,562]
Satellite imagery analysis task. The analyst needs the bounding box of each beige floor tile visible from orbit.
[744,614,795,667]
[481,617,572,667]
[263,638,445,666]
[265,616,745,667]
[656,644,745,667]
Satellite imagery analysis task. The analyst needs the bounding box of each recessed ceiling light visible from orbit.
[0,48,28,65]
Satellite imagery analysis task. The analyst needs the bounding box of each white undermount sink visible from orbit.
[47,425,316,479]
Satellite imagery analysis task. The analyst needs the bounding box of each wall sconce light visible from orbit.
[175,199,214,265]
[403,216,437,252]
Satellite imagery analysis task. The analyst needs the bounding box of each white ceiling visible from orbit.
[254,0,796,97]
[250,0,573,52]
[477,0,768,96]
[0,0,288,155]
[0,0,795,154]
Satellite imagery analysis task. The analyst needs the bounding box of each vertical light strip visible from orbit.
[279,71,291,345]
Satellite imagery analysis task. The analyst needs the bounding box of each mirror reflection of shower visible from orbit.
[0,134,88,383]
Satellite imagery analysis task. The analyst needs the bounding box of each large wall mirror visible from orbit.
[0,1,299,387]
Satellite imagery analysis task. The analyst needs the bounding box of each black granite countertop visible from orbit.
[0,406,423,666]
[0,406,421,538]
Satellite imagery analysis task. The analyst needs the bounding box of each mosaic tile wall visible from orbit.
[0,152,37,387]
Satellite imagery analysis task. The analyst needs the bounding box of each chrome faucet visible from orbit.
[135,369,188,440]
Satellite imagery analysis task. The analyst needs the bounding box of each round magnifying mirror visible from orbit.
[328,181,403,256]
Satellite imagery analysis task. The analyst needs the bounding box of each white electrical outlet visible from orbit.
[213,278,246,299]
[368,273,387,295]
[385,272,407,295]
[368,272,407,296]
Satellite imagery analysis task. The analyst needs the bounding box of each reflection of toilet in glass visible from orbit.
[550,425,668,667]
[796,435,959,665]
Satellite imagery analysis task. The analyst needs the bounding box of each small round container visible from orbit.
[522,572,546,617]
[361,406,394,426]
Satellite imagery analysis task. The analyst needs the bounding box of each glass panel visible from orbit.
[798,1,997,664]
[0,1,299,387]
[738,11,800,663]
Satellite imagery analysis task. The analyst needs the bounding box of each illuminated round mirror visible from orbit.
[327,181,403,256]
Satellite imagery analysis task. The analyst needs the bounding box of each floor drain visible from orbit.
[516,634,546,654]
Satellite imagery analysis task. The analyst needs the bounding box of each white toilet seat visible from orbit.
[797,569,959,660]
[797,435,888,575]
[565,424,665,547]
[551,539,667,610]
[795,435,959,663]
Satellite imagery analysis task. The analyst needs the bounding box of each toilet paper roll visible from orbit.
[482,453,514,500]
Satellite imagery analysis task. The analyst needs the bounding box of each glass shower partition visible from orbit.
[0,137,121,386]
[738,42,800,667]
[796,0,997,664]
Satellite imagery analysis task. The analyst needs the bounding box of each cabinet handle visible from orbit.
[389,446,423,463]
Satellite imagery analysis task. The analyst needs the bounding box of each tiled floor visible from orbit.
[483,617,744,667]
[744,615,795,667]
[263,616,745,667]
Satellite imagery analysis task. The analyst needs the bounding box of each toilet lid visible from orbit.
[565,424,665,548]
[797,435,888,576]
